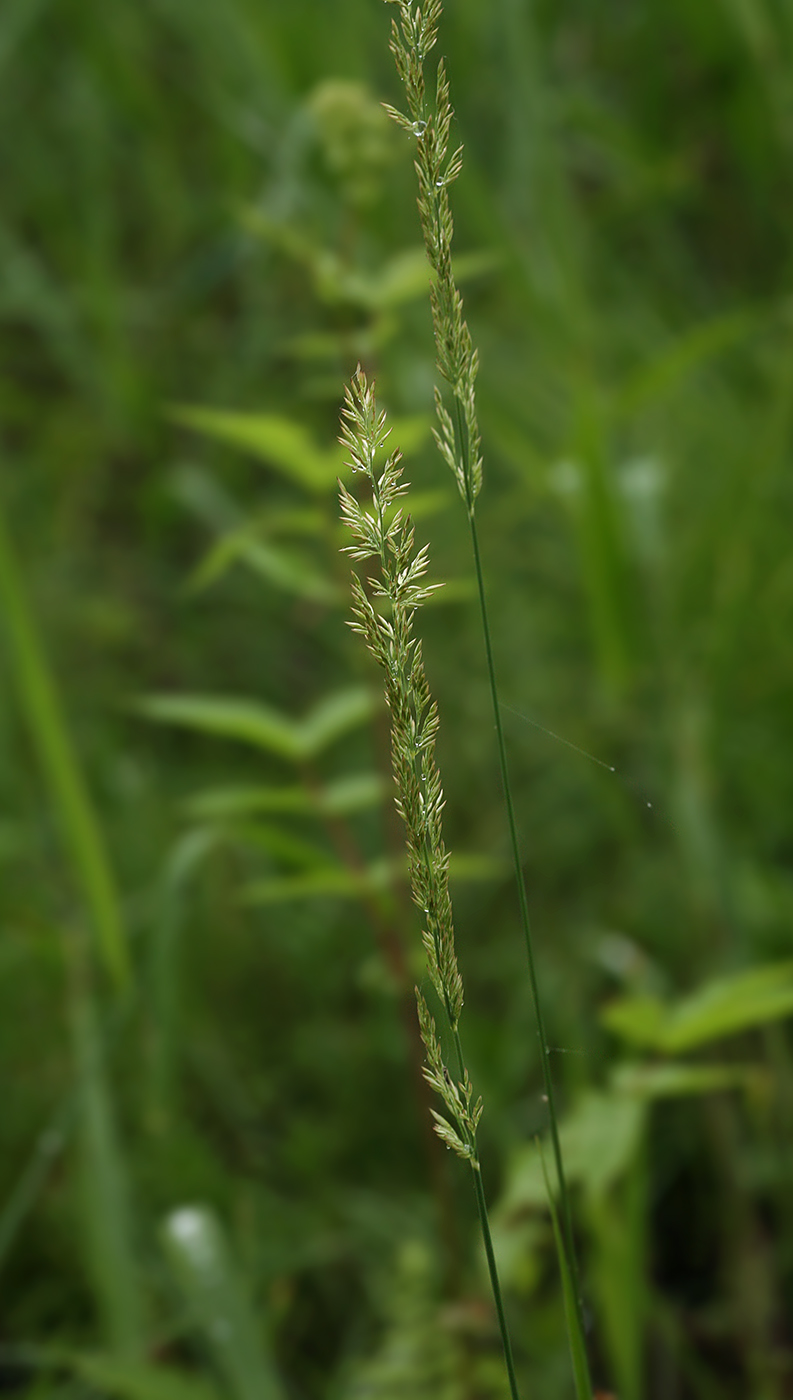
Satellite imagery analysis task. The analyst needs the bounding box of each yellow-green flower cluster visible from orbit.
[339,368,481,1167]
[383,1,482,515]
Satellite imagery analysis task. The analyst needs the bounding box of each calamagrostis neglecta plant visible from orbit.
[339,368,520,1400]
[382,2,592,1395]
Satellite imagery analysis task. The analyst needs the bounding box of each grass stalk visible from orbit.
[383,2,591,1388]
[339,369,520,1400]
[468,510,579,1279]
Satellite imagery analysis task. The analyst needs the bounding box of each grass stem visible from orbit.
[450,1025,520,1400]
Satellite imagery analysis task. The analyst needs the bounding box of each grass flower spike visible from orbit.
[383,0,481,516]
[383,3,593,1393]
[339,368,520,1398]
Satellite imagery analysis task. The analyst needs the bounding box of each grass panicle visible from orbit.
[339,367,519,1400]
[384,2,592,1392]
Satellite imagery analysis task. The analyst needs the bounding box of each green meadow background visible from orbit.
[2,1,793,1396]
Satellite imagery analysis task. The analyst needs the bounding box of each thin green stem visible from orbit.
[468,509,589,1354]
[452,369,588,1372]
[450,1027,520,1400]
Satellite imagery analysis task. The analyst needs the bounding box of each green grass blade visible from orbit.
[72,977,145,1358]
[0,501,129,990]
[538,1143,593,1400]
[162,1206,284,1400]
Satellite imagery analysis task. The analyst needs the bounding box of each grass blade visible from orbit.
[0,501,129,990]
[72,973,145,1358]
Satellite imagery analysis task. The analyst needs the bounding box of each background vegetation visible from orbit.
[2,0,793,1396]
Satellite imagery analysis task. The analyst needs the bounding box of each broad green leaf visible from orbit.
[500,1059,763,1226]
[500,1093,646,1213]
[601,960,793,1053]
[663,961,793,1051]
[71,1355,220,1400]
[171,408,342,493]
[139,687,374,763]
[173,404,432,495]
[185,773,387,822]
[243,851,506,905]
[360,247,500,309]
[0,502,129,990]
[599,995,669,1050]
[189,526,339,604]
[243,865,378,904]
[317,772,388,814]
[141,696,300,760]
[162,1206,283,1400]
[613,1061,767,1099]
[185,785,313,821]
[227,822,334,869]
[242,210,497,310]
[298,687,376,755]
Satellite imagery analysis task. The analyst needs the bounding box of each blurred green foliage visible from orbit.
[2,0,793,1396]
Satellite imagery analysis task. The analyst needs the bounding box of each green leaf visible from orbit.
[184,785,313,821]
[189,524,339,604]
[613,1061,768,1099]
[298,687,376,755]
[170,408,343,493]
[139,687,375,763]
[0,503,129,990]
[140,695,301,760]
[599,995,669,1050]
[601,960,793,1053]
[243,851,506,905]
[186,772,387,822]
[162,1206,283,1400]
[172,405,432,495]
[500,1092,646,1213]
[243,861,390,904]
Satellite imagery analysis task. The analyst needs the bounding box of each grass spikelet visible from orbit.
[339,367,520,1400]
[383,2,593,1390]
